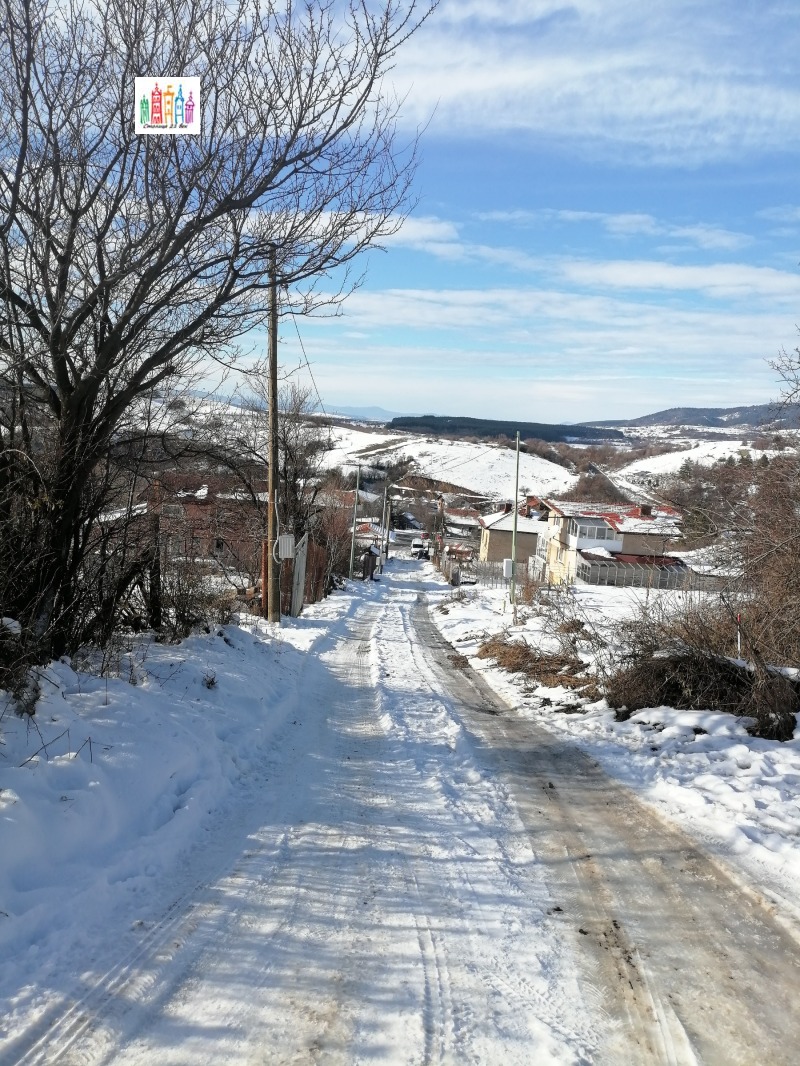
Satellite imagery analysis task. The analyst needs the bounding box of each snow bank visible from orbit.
[0,602,350,1003]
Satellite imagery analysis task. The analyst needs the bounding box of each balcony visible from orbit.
[565,521,621,552]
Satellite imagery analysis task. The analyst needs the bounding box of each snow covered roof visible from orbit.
[317,488,380,508]
[177,483,209,500]
[99,501,149,523]
[444,508,480,527]
[542,500,682,536]
[480,511,550,535]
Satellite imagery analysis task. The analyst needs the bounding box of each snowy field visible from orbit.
[610,438,794,499]
[3,560,800,1061]
[431,580,800,925]
[322,424,577,498]
[616,438,785,478]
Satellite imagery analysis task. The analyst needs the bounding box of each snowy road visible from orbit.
[8,562,800,1064]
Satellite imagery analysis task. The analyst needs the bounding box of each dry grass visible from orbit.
[447,652,471,671]
[476,635,600,699]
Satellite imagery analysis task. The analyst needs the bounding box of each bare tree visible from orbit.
[0,0,435,658]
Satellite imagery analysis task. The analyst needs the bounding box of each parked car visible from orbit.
[410,537,429,559]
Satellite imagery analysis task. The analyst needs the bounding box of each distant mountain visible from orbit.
[327,404,417,422]
[388,414,624,442]
[586,404,800,429]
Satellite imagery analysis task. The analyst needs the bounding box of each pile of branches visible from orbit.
[605,650,798,741]
[605,603,799,742]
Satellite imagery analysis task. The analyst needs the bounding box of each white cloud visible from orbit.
[667,224,751,252]
[385,213,543,269]
[384,216,462,248]
[394,1,800,165]
[299,283,795,362]
[757,205,800,225]
[477,209,751,251]
[554,259,800,300]
[282,276,793,421]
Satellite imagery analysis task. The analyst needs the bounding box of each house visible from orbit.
[531,500,685,588]
[315,486,381,526]
[140,475,268,576]
[478,507,550,563]
[394,510,424,530]
[443,506,481,540]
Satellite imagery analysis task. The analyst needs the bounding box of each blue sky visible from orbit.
[283,0,800,424]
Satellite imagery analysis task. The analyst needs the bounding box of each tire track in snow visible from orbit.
[417,594,800,1065]
[12,584,599,1064]
[372,588,594,1062]
[414,601,701,1062]
[5,831,297,1066]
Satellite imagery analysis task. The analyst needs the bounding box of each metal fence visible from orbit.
[444,558,537,591]
[575,559,722,591]
[472,559,508,587]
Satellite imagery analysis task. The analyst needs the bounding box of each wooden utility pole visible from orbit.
[348,464,361,578]
[384,492,392,560]
[149,478,163,630]
[379,485,388,569]
[266,247,281,623]
[511,431,520,621]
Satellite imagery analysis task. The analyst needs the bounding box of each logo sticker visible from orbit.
[135,77,200,135]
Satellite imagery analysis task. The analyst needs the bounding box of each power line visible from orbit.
[289,309,327,419]
[418,442,500,478]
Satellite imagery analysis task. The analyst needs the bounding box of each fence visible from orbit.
[450,555,722,594]
[472,559,507,587]
[440,557,540,595]
[279,538,330,614]
[575,559,722,591]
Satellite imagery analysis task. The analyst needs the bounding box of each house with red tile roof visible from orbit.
[531,499,686,587]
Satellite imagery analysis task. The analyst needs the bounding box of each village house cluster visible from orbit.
[477,497,687,589]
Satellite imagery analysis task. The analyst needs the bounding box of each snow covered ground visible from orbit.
[3,560,800,1062]
[609,438,792,499]
[431,580,800,924]
[322,424,576,498]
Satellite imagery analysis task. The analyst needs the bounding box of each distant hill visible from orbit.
[328,404,416,422]
[587,404,800,429]
[387,414,624,442]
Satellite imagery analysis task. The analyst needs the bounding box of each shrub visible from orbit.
[603,599,798,741]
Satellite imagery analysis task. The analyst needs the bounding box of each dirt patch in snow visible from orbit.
[476,636,601,700]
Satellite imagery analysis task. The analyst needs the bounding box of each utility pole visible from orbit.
[379,485,388,569]
[511,431,520,621]
[266,246,281,623]
[348,464,361,578]
[438,496,445,562]
[384,492,392,560]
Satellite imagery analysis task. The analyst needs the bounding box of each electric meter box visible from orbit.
[278,534,296,560]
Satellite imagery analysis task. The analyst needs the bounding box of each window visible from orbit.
[576,523,614,541]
